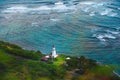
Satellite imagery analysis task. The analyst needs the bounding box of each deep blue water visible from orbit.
[0,0,120,74]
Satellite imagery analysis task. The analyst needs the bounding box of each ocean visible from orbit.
[0,0,120,74]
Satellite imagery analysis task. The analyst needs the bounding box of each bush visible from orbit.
[66,56,98,74]
[0,41,43,60]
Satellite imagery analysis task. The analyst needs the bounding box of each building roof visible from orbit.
[41,56,48,61]
[66,57,71,60]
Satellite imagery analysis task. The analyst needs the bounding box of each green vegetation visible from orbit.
[0,41,119,80]
[0,41,43,60]
[53,54,66,66]
[0,41,64,80]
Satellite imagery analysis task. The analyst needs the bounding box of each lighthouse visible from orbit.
[51,45,58,58]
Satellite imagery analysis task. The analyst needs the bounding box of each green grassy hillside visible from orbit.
[0,41,65,80]
[0,41,119,80]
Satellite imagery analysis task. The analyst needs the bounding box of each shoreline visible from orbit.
[113,70,120,77]
[0,41,120,78]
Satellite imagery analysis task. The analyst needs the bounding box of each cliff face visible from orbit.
[0,41,119,80]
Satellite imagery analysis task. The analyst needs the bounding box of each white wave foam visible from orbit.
[7,6,27,10]
[93,33,116,42]
[97,35,106,41]
[100,9,112,15]
[31,22,39,27]
[89,12,95,16]
[79,1,96,5]
[2,2,76,14]
[36,6,51,10]
[2,6,29,13]
[93,34,106,41]
[100,9,117,17]
[50,18,60,22]
[53,2,75,13]
[83,7,90,12]
[1,1,118,17]
[104,34,116,39]
[77,1,118,17]
[106,30,119,35]
[109,13,117,17]
[55,1,64,5]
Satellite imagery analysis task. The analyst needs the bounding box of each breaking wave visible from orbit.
[93,33,116,42]
[1,1,118,17]
[2,2,76,14]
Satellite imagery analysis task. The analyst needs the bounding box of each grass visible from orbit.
[0,49,13,63]
[37,77,50,80]
[0,41,119,80]
[89,65,114,76]
[53,55,66,67]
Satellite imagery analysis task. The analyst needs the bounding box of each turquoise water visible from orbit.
[0,0,120,73]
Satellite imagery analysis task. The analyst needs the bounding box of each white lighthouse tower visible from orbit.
[51,45,58,58]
